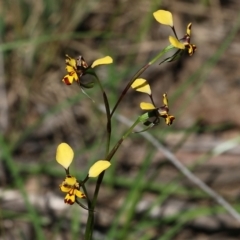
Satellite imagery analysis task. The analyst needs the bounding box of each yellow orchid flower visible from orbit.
[170,23,196,56]
[140,93,175,126]
[62,55,113,86]
[62,55,86,85]
[59,176,86,205]
[182,23,197,56]
[56,143,111,204]
[130,77,175,126]
[153,10,196,56]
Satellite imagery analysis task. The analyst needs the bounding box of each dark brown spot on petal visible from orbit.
[64,199,74,205]
[63,77,71,85]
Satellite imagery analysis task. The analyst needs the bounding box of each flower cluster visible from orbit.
[57,8,196,208]
[56,143,111,205]
[153,10,196,56]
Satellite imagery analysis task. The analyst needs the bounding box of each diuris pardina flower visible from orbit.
[140,93,175,126]
[60,176,86,205]
[131,78,175,127]
[153,10,196,57]
[56,143,111,205]
[62,55,113,86]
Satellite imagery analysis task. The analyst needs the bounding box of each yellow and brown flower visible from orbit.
[140,93,175,126]
[59,176,86,205]
[169,23,197,56]
[153,9,197,56]
[56,143,111,205]
[62,55,113,86]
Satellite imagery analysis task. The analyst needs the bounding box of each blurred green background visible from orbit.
[1,0,240,239]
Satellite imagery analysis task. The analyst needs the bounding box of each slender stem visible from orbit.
[91,172,105,210]
[107,117,141,161]
[110,63,150,118]
[171,26,178,39]
[82,175,89,184]
[91,117,141,209]
[110,45,174,118]
[149,45,174,65]
[103,91,111,153]
[82,183,94,240]
[81,183,91,207]
[84,209,94,240]
[90,72,112,155]
[84,71,112,240]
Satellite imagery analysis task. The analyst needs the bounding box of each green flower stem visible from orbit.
[82,175,89,184]
[110,44,174,118]
[81,183,90,206]
[93,117,141,206]
[107,116,142,161]
[84,70,111,240]
[65,168,70,176]
[84,209,94,240]
[84,117,142,240]
[110,63,150,118]
[148,44,174,65]
[82,183,94,240]
[87,70,112,156]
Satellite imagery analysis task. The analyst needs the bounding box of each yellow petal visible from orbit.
[75,189,86,198]
[188,45,193,56]
[91,56,113,68]
[165,115,175,125]
[169,36,185,49]
[72,72,79,81]
[140,102,156,110]
[88,160,111,177]
[66,65,75,73]
[62,75,74,85]
[64,176,77,186]
[64,192,76,205]
[131,78,151,95]
[60,184,71,193]
[186,23,192,36]
[163,93,168,106]
[153,10,173,27]
[56,143,74,169]
[66,55,77,68]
